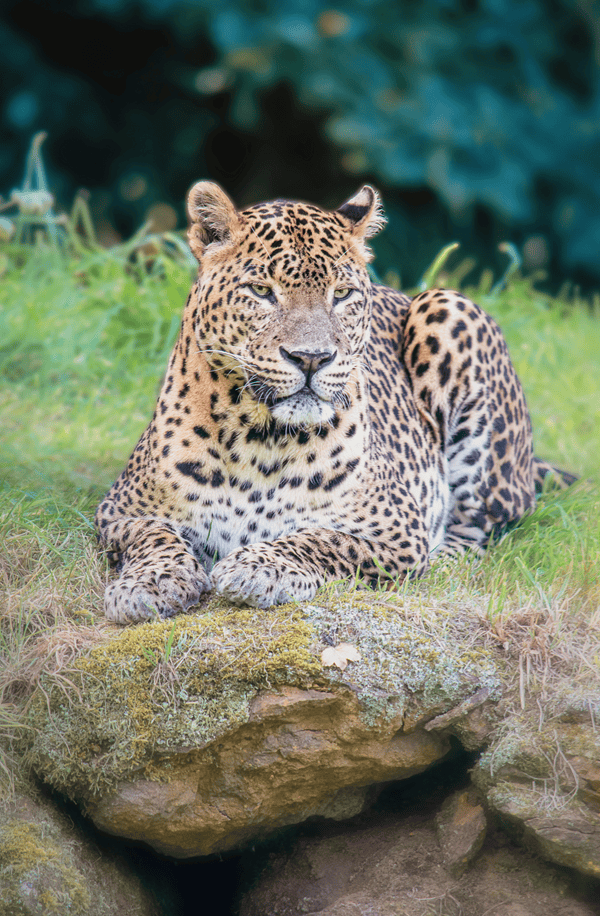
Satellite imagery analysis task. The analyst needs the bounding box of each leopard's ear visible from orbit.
[187,181,240,259]
[337,185,387,241]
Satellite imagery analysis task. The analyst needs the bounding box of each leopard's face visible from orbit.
[188,186,384,428]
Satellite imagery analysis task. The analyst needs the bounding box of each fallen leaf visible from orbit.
[321,642,361,671]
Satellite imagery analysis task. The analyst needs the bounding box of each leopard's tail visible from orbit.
[533,456,578,496]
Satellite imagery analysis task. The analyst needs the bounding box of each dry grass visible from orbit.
[0,492,110,793]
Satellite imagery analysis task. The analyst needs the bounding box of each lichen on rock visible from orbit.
[303,595,502,716]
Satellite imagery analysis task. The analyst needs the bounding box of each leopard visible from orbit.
[95,181,575,623]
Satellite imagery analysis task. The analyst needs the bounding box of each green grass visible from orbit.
[0,240,192,497]
[0,232,599,797]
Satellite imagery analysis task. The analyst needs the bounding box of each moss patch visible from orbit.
[27,599,321,798]
[0,784,168,915]
[0,820,60,874]
[0,818,90,915]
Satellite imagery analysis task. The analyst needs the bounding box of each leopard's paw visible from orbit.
[104,559,211,624]
[211,547,318,608]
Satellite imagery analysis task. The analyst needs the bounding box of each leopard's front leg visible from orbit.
[97,516,211,624]
[211,528,428,608]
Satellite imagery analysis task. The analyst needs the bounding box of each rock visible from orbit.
[475,700,600,880]
[238,790,596,916]
[85,686,449,857]
[435,787,487,873]
[0,785,161,916]
[27,599,502,858]
[487,783,600,878]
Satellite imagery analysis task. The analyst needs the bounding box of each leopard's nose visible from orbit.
[279,347,337,383]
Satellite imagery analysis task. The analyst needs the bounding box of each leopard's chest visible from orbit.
[172,433,364,562]
[203,484,335,560]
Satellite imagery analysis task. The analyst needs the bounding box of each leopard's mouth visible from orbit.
[248,379,328,408]
[247,378,349,427]
[270,388,336,428]
[274,385,325,405]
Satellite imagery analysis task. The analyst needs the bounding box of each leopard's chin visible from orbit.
[270,389,335,428]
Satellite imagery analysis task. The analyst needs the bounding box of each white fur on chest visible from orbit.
[176,433,362,561]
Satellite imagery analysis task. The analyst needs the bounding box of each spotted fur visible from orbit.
[95,182,574,622]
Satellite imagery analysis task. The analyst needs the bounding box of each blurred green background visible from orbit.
[2,0,599,290]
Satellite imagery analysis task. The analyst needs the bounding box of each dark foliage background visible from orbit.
[2,0,599,289]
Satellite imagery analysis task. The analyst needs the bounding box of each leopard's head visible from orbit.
[187,181,386,428]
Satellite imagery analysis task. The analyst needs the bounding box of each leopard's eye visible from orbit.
[249,284,272,297]
[334,287,352,301]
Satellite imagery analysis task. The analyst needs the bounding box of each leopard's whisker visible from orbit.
[200,347,255,369]
[248,224,273,263]
[332,246,354,267]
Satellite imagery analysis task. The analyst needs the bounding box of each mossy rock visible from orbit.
[475,691,600,879]
[0,784,161,915]
[26,595,504,857]
[26,596,502,799]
